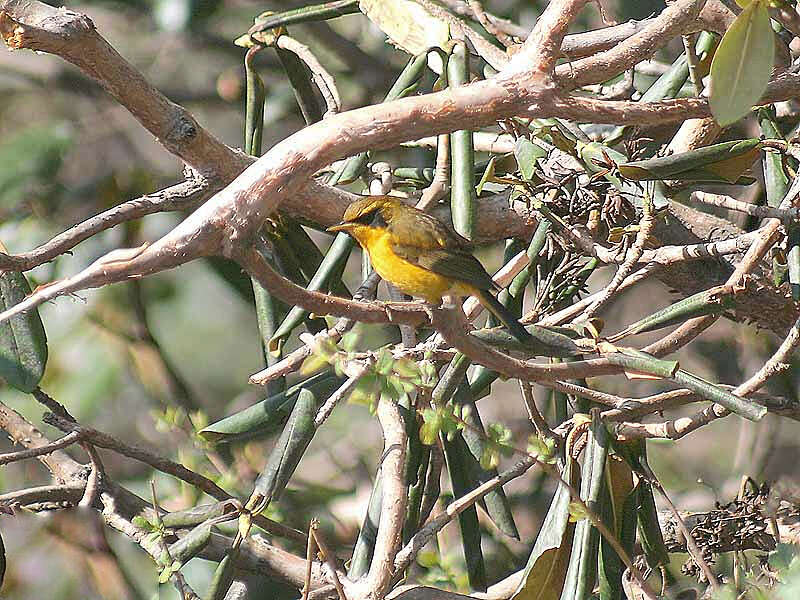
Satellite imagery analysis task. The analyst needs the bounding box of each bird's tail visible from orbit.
[475,289,531,343]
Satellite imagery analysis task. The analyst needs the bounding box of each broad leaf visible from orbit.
[709,0,774,126]
[514,138,547,181]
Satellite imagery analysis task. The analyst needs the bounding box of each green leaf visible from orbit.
[672,369,767,421]
[758,107,790,208]
[199,372,341,443]
[205,549,239,600]
[514,138,547,181]
[609,285,736,342]
[442,430,487,591]
[392,357,420,379]
[419,410,441,445]
[253,387,320,502]
[598,455,636,600]
[618,139,761,183]
[0,252,48,392]
[561,416,609,600]
[513,457,579,600]
[375,348,394,376]
[709,0,775,126]
[132,515,152,529]
[161,502,237,528]
[528,435,557,464]
[476,156,497,195]
[349,373,381,407]
[567,502,589,523]
[300,353,330,375]
[168,521,212,566]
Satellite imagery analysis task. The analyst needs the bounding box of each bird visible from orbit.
[327,195,531,342]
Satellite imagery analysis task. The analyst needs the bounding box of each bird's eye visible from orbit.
[352,212,373,225]
[352,210,384,226]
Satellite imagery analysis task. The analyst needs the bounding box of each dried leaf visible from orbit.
[359,0,449,55]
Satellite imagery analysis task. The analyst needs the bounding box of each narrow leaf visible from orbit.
[205,548,239,600]
[598,455,636,600]
[0,248,48,392]
[199,372,341,443]
[513,457,579,600]
[560,416,608,600]
[442,430,487,591]
[608,285,735,342]
[253,387,320,503]
[618,139,761,182]
[168,521,213,566]
[672,369,767,421]
[709,0,774,126]
[454,380,519,539]
[349,470,383,578]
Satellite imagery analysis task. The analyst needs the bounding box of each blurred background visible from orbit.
[0,1,797,598]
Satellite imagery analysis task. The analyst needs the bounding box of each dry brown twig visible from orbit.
[1,0,800,338]
[0,0,791,334]
[3,0,800,596]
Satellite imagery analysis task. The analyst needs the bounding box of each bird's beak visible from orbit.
[327,221,352,233]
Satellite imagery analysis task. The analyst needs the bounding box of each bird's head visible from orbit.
[327,196,401,234]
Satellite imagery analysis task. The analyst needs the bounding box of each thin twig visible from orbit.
[302,520,318,600]
[0,431,82,465]
[314,363,372,427]
[362,398,407,599]
[616,314,800,440]
[683,33,703,96]
[468,0,515,47]
[394,456,535,574]
[0,178,214,272]
[505,0,592,77]
[644,466,720,591]
[690,190,800,221]
[519,381,556,441]
[310,521,348,600]
[40,412,304,540]
[79,444,104,508]
[581,194,655,319]
[102,492,200,600]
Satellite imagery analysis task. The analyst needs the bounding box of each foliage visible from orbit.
[1,1,800,600]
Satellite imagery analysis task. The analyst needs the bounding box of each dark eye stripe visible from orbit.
[353,210,386,227]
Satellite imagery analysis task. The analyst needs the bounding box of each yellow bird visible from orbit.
[327,196,531,342]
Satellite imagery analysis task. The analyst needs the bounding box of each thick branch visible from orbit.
[505,0,591,77]
[0,0,247,180]
[555,0,709,89]
[2,0,800,341]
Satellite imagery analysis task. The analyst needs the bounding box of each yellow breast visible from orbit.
[352,227,472,302]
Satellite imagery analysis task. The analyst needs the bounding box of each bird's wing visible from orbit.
[390,243,499,291]
[386,209,468,250]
